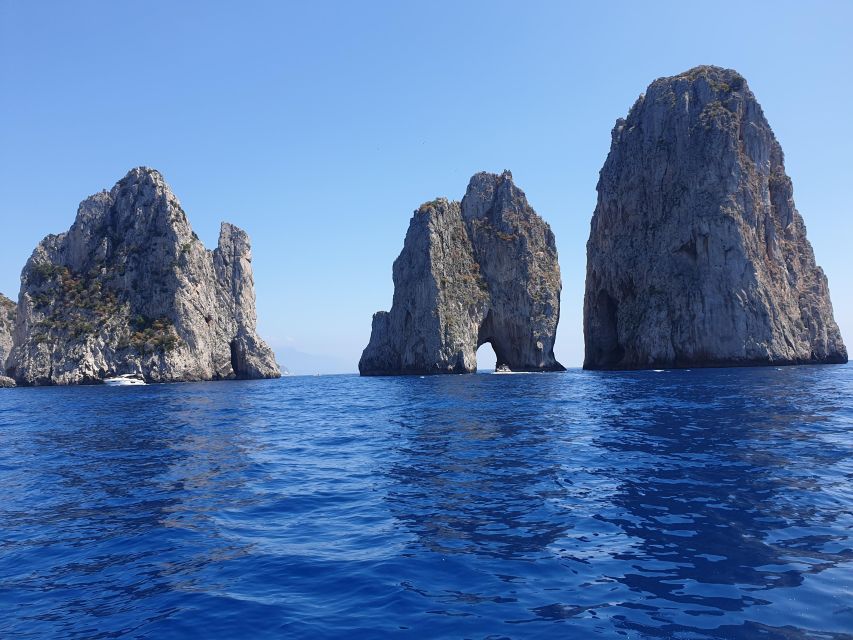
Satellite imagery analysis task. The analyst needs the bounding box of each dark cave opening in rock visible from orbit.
[229,340,241,377]
[593,290,624,367]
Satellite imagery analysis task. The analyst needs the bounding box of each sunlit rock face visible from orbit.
[584,66,847,370]
[8,167,280,385]
[360,171,564,375]
[0,293,14,377]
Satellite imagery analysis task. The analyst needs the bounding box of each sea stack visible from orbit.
[7,167,281,385]
[0,294,15,385]
[584,66,847,370]
[360,171,564,375]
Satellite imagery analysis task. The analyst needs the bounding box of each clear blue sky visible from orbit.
[1,1,851,373]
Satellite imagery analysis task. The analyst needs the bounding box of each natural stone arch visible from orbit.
[475,339,499,372]
[359,171,564,376]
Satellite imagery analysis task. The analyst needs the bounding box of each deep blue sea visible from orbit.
[1,365,852,639]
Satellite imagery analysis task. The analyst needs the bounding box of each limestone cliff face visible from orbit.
[8,167,280,385]
[584,66,847,369]
[0,293,15,376]
[360,171,563,375]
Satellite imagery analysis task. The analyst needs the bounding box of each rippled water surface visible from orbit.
[1,366,852,639]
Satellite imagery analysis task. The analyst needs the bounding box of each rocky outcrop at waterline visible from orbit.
[584,66,847,370]
[360,171,564,375]
[7,167,281,385]
[0,293,14,378]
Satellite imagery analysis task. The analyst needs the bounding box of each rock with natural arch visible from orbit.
[359,171,564,376]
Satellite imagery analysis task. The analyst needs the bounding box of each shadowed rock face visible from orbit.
[584,66,847,370]
[8,167,280,385]
[0,294,14,376]
[360,171,564,375]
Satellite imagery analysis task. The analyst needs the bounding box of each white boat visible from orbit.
[494,364,513,374]
[103,374,147,386]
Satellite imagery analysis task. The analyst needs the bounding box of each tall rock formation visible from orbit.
[8,167,280,385]
[0,293,15,377]
[360,171,564,375]
[584,66,847,369]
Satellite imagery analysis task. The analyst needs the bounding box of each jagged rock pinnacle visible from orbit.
[7,167,281,384]
[0,293,15,381]
[584,66,847,369]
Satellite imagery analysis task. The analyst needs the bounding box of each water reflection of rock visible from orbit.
[573,367,853,635]
[386,374,570,559]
